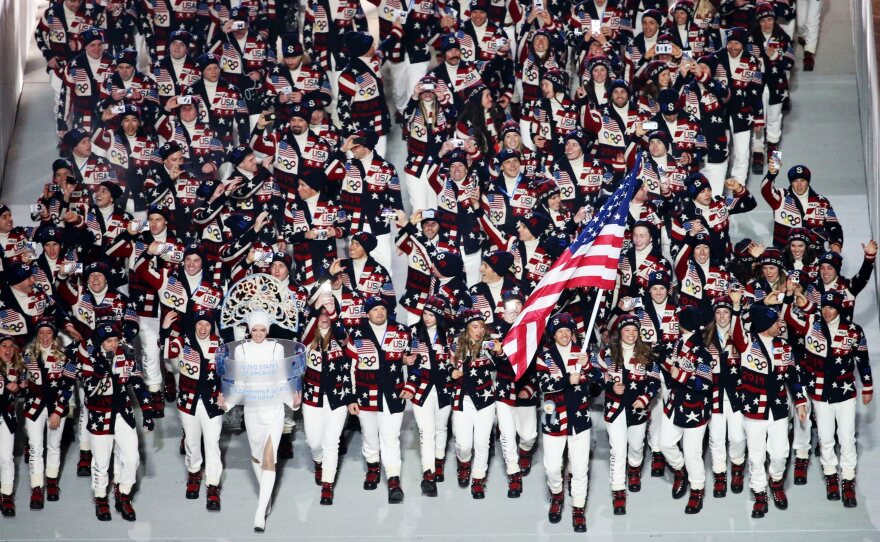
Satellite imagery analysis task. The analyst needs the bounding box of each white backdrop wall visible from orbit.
[852,0,880,306]
[0,0,38,191]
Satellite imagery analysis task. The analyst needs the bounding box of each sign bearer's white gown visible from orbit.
[233,340,289,461]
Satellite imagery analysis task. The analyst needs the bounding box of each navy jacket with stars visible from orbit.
[783,297,872,404]
[731,310,806,420]
[590,346,661,425]
[450,345,497,411]
[78,339,153,435]
[663,332,714,428]
[538,342,594,436]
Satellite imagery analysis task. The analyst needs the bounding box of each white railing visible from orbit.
[0,0,37,191]
[852,0,880,301]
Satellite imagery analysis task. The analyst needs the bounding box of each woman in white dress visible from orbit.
[219,310,299,532]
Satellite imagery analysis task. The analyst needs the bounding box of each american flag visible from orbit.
[502,155,642,381]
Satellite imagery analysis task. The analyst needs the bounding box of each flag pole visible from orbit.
[584,288,605,348]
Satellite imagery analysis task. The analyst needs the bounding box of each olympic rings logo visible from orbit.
[2,322,23,333]
[779,210,801,226]
[746,353,767,371]
[181,362,199,376]
[162,291,186,308]
[76,83,89,95]
[641,327,656,341]
[360,355,377,367]
[805,335,826,353]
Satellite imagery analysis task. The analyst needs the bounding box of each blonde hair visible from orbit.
[25,336,66,364]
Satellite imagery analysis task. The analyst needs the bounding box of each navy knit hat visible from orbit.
[94,323,121,343]
[726,27,748,45]
[364,296,388,313]
[445,150,469,168]
[62,129,90,150]
[497,148,521,164]
[183,242,204,259]
[818,251,842,274]
[196,53,221,70]
[226,145,252,166]
[788,165,811,183]
[750,305,779,334]
[434,251,464,277]
[300,169,326,192]
[609,79,630,95]
[271,251,293,269]
[158,141,183,160]
[288,104,310,121]
[282,34,304,57]
[689,231,711,249]
[81,27,104,46]
[642,9,663,25]
[230,6,250,21]
[345,31,374,58]
[787,228,812,246]
[34,225,63,245]
[519,211,551,237]
[686,173,712,197]
[193,307,216,324]
[564,128,589,152]
[84,261,111,280]
[548,312,577,335]
[821,290,845,313]
[679,306,710,332]
[52,158,73,173]
[351,232,377,252]
[4,262,33,285]
[100,180,123,201]
[169,30,193,45]
[648,130,671,147]
[659,88,679,114]
[440,34,460,53]
[734,238,754,259]
[224,213,254,237]
[351,129,379,150]
[647,269,671,289]
[147,204,171,221]
[116,48,138,67]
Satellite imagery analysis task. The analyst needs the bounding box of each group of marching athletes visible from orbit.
[0,0,870,534]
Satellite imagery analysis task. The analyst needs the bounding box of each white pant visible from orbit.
[453,397,496,479]
[701,160,730,198]
[374,136,388,159]
[660,415,708,489]
[328,69,342,128]
[406,170,438,214]
[139,315,163,391]
[50,71,64,131]
[752,86,783,151]
[496,402,537,475]
[463,250,482,288]
[518,117,536,152]
[647,380,669,452]
[359,400,404,477]
[743,415,789,492]
[792,395,812,458]
[78,384,91,452]
[26,411,67,487]
[91,415,140,497]
[797,0,822,53]
[411,389,452,472]
[813,398,857,479]
[707,395,746,473]
[302,399,349,483]
[0,421,13,495]
[728,124,752,184]
[543,429,590,507]
[606,413,648,491]
[179,402,224,485]
[388,59,428,116]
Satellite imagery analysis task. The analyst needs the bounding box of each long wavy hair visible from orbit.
[25,335,66,365]
[454,322,486,364]
[0,341,24,379]
[609,334,655,370]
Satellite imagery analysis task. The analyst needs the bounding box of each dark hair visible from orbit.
[457,97,503,156]
[783,243,818,268]
[609,335,655,370]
